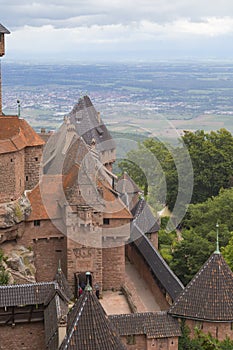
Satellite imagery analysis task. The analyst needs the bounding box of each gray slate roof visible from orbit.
[130,233,184,301]
[60,290,126,350]
[131,198,160,234]
[68,95,115,152]
[169,252,233,321]
[109,311,181,339]
[0,281,69,307]
[0,24,10,34]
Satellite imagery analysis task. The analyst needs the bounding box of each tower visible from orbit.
[0,23,10,115]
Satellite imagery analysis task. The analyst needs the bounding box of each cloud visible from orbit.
[2,0,233,29]
[2,0,233,60]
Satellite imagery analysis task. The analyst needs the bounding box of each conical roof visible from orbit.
[169,252,233,321]
[59,290,126,350]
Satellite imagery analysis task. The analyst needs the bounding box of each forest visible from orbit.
[119,128,233,285]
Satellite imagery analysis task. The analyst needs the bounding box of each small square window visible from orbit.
[103,218,110,225]
[35,157,38,161]
[34,220,40,227]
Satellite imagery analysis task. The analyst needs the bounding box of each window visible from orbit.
[35,157,38,161]
[34,220,40,227]
[126,335,135,345]
[103,218,110,225]
[26,176,28,181]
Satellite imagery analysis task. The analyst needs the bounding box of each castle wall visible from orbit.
[120,335,178,350]
[121,334,147,350]
[0,322,45,350]
[0,150,25,203]
[147,337,178,350]
[21,220,67,281]
[185,319,233,342]
[126,244,169,310]
[24,146,43,190]
[67,237,103,294]
[99,149,116,169]
[102,243,125,291]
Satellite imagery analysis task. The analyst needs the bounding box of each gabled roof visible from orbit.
[0,24,10,34]
[0,282,66,307]
[68,95,115,152]
[59,290,126,350]
[110,311,181,339]
[131,233,184,301]
[131,198,160,234]
[0,116,44,154]
[169,252,233,322]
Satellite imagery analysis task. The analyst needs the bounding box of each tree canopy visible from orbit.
[118,128,233,212]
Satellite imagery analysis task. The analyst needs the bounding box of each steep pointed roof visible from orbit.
[68,95,115,152]
[59,290,126,350]
[169,252,233,321]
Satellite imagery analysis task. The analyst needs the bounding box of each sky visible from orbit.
[1,0,233,62]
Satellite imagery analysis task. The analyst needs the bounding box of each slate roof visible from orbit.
[59,290,126,350]
[0,282,68,307]
[131,198,160,234]
[0,23,10,34]
[130,233,184,301]
[44,293,69,349]
[169,252,233,321]
[68,95,115,152]
[109,311,181,339]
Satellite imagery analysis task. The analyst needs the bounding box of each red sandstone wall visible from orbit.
[0,150,25,203]
[67,238,103,293]
[121,334,147,350]
[21,220,67,281]
[185,319,233,342]
[24,146,43,190]
[126,244,169,310]
[0,322,45,350]
[147,337,178,350]
[102,243,125,290]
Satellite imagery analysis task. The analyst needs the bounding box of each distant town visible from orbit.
[2,61,233,139]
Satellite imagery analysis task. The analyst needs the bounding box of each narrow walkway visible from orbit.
[124,259,161,312]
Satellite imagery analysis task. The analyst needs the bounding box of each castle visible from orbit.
[1,23,233,350]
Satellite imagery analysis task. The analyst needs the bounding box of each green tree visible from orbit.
[0,250,9,285]
[182,128,233,204]
[170,230,213,285]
